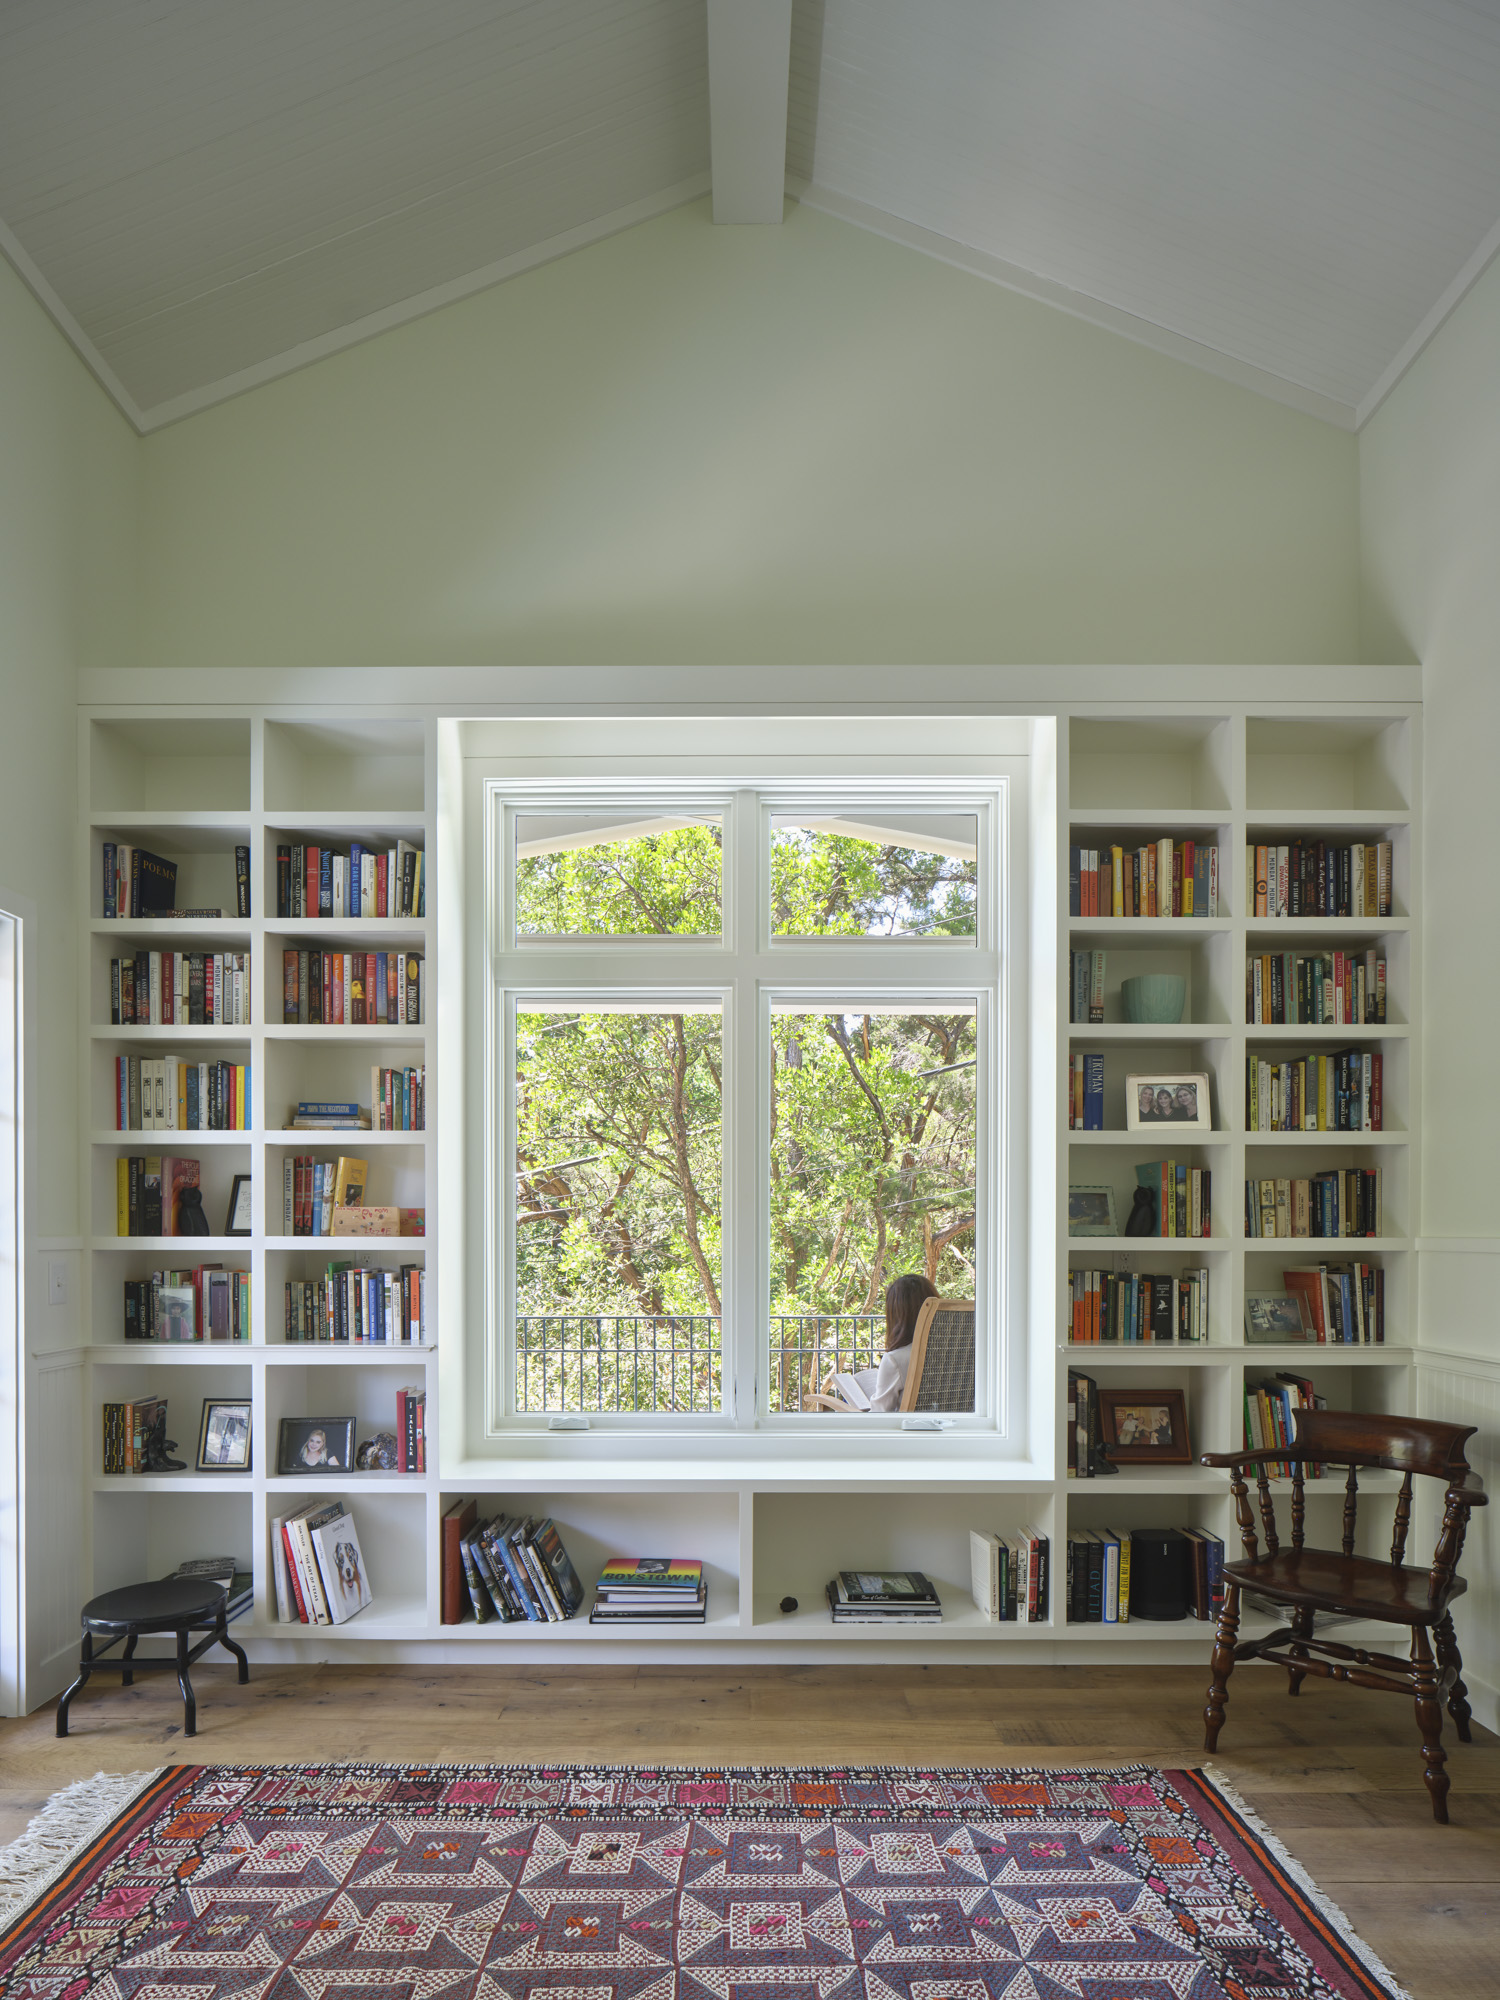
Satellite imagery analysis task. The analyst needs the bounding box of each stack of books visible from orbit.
[825,1569,942,1623]
[169,1557,253,1623]
[588,1557,706,1625]
[270,1501,373,1625]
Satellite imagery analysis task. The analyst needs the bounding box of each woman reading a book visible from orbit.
[823,1273,936,1412]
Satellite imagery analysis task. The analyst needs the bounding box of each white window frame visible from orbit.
[471,731,1029,1455]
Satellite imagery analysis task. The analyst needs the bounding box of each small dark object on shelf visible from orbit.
[779,1595,798,1614]
[355,1432,398,1471]
[1124,1185,1157,1236]
[139,1405,185,1472]
[176,1187,211,1238]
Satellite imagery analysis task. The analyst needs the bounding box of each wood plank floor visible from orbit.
[2,1662,1495,1999]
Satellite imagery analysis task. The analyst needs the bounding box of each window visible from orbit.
[484,762,1019,1438]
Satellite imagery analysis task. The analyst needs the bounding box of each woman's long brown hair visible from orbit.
[884,1272,937,1351]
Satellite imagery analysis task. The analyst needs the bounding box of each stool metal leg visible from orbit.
[121,1631,138,1687]
[215,1607,250,1684]
[55,1631,94,1737]
[176,1626,197,1737]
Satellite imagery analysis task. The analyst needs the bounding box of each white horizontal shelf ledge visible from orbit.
[264,812,427,832]
[1245,919,1409,937]
[1070,1130,1229,1146]
[1243,1130,1404,1146]
[264,1342,435,1360]
[1068,808,1232,828]
[265,1236,426,1252]
[92,1128,249,1145]
[82,1341,433,1362]
[91,1025,250,1042]
[1066,1236,1228,1252]
[1242,1235,1407,1251]
[93,1474,254,1493]
[267,1473,429,1492]
[1245,1024,1408,1040]
[440,1458,1053,1492]
[92,1236,247,1253]
[93,919,251,939]
[265,1128,427,1145]
[267,919,428,939]
[1067,1024,1231,1042]
[262,1025,425,1041]
[245,1598,429,1636]
[91,811,251,831]
[1062,1342,1410,1364]
[1244,809,1411,828]
[439,1610,746,1642]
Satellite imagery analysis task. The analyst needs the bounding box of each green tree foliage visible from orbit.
[511,826,979,1410]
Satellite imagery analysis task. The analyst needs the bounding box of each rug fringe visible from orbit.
[0,1770,162,1932]
[1200,1764,1416,2000]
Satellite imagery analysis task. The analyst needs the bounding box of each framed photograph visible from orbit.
[197,1399,252,1471]
[277,1416,354,1474]
[1098,1387,1192,1464]
[225,1173,253,1236]
[1244,1290,1314,1343]
[1068,1184,1118,1237]
[1125,1072,1212,1131]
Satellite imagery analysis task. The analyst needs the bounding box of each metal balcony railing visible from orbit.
[514,1312,884,1414]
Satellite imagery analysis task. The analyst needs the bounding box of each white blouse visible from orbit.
[850,1343,912,1414]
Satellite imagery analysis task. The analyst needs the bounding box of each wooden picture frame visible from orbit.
[1097,1386,1191,1464]
[1125,1072,1212,1132]
[1068,1184,1118,1237]
[225,1173,253,1235]
[196,1398,252,1471]
[277,1416,354,1474]
[1244,1290,1314,1342]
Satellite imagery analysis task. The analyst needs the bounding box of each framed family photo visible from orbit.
[1125,1072,1212,1132]
[277,1416,354,1474]
[1097,1387,1192,1464]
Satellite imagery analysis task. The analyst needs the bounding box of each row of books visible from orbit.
[283,1264,426,1343]
[458,1512,587,1622]
[969,1531,1050,1622]
[1283,1262,1386,1343]
[1247,949,1387,1025]
[275,840,425,920]
[280,948,424,1025]
[590,1557,706,1624]
[1067,1268,1209,1344]
[1246,1170,1384,1239]
[1248,841,1393,920]
[1067,1051,1104,1129]
[826,1569,943,1623]
[372,1067,426,1131]
[115,1056,249,1130]
[114,1154,202,1236]
[282,1153,363,1234]
[101,842,250,920]
[102,1396,169,1473]
[1136,1160,1212,1238]
[1065,1528,1223,1622]
[1069,841,1219,919]
[110,951,252,1026]
[1068,950,1108,1023]
[1245,1051,1383,1132]
[272,1500,372,1624]
[124,1268,250,1341]
[1247,1372,1327,1475]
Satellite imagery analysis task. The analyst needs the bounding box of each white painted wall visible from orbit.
[0,253,138,1708]
[1361,250,1500,1733]
[134,198,1360,672]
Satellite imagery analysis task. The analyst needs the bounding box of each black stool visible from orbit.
[56,1578,249,1737]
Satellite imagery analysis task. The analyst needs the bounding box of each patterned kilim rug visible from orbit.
[0,1762,1410,2000]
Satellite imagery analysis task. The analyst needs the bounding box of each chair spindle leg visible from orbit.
[1411,1626,1449,1824]
[1203,1582,1240,1751]
[1287,1604,1314,1697]
[1435,1612,1473,1744]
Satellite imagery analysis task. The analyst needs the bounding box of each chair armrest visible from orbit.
[803,1393,862,1414]
[1447,1474,1488,1508]
[1200,1447,1315,1471]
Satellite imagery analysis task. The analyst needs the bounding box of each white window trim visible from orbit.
[463,723,1031,1467]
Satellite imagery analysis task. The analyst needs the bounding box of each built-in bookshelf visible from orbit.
[69,699,1419,1667]
[1059,710,1418,1646]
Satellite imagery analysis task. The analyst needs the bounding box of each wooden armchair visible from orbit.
[1200,1409,1487,1822]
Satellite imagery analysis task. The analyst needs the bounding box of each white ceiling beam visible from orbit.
[706,0,793,224]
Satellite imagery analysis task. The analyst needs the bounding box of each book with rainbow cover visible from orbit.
[596,1557,702,1593]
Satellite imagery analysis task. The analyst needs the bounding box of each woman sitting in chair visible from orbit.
[825,1273,936,1412]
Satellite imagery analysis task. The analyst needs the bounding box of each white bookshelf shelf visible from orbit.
[71,694,1419,1663]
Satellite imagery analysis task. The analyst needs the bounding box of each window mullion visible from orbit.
[726,789,761,1430]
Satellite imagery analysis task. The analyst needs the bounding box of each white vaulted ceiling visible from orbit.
[2,0,1498,429]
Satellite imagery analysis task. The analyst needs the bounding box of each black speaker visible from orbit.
[1129,1527,1191,1621]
